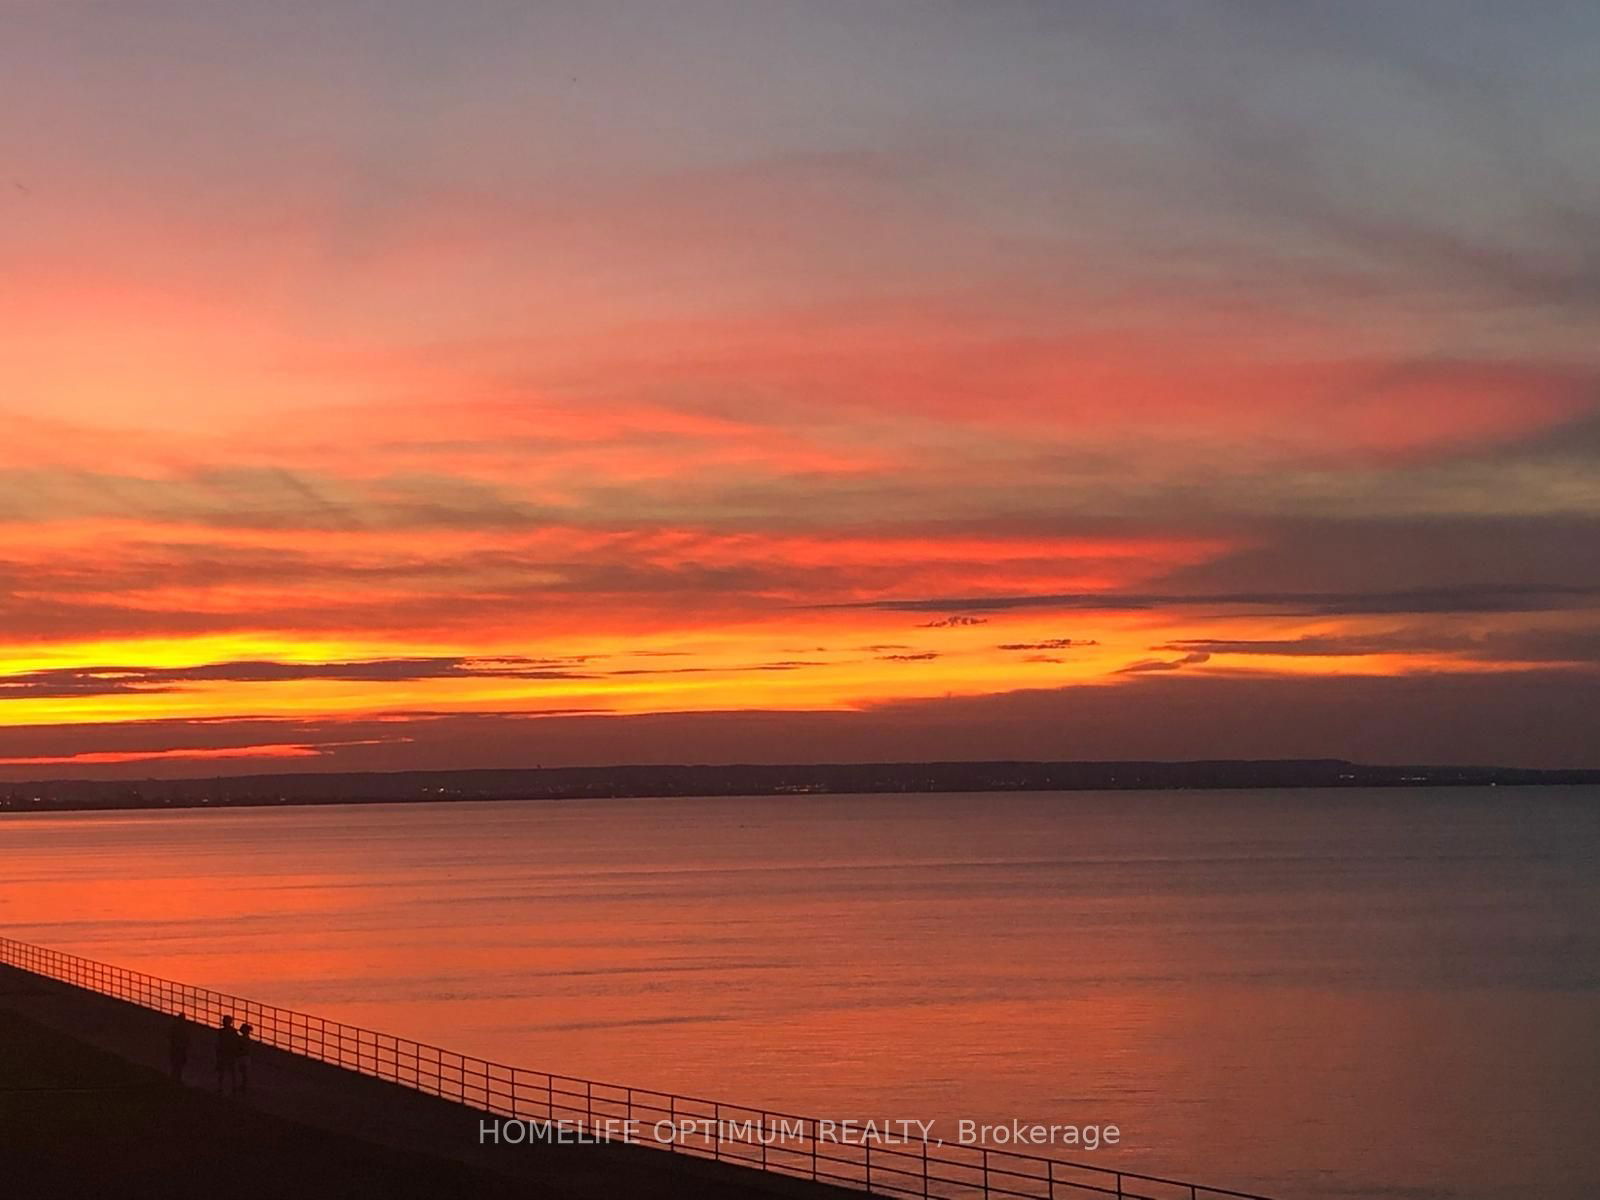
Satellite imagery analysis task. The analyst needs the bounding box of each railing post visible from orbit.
[1048,1157,1054,1199]
[922,1135,929,1198]
[983,1147,990,1198]
[714,1102,721,1160]
[865,1140,872,1193]
[585,1080,593,1133]
[811,1117,818,1180]
[668,1093,676,1152]
[1116,1171,1124,1199]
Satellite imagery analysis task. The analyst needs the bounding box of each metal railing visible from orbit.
[0,936,1277,1200]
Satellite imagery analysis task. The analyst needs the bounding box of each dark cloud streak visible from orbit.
[834,584,1600,618]
[0,656,595,699]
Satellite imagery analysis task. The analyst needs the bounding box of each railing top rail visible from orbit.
[0,935,1280,1200]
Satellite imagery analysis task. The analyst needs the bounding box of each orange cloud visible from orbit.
[0,743,333,766]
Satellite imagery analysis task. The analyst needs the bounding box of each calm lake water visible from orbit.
[4,787,1597,1198]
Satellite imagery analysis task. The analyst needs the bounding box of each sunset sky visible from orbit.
[3,1,1598,777]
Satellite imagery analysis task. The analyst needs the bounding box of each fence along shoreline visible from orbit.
[0,936,1278,1200]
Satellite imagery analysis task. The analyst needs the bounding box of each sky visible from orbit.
[2,0,1598,778]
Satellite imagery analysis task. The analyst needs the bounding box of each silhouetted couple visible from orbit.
[213,1014,252,1094]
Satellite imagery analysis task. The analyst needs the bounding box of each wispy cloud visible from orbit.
[996,639,1098,651]
[839,585,1600,618]
[1118,651,1212,675]
[1160,627,1600,664]
[0,657,593,699]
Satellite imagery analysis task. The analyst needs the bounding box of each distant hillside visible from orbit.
[3,759,1598,813]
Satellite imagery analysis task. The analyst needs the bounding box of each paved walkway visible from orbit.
[0,963,859,1200]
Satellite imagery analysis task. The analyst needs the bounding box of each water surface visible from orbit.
[4,787,1597,1198]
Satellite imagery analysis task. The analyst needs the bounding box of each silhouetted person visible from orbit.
[235,1022,253,1093]
[168,1012,191,1083]
[215,1015,237,1092]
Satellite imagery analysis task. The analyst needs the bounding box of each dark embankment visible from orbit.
[0,963,853,1200]
[0,1002,535,1200]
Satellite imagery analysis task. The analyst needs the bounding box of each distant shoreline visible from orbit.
[3,758,1598,815]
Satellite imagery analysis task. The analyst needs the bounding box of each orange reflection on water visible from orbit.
[4,789,1598,1200]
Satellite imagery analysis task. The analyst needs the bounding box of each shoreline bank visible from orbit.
[0,962,856,1200]
[5,759,1597,815]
